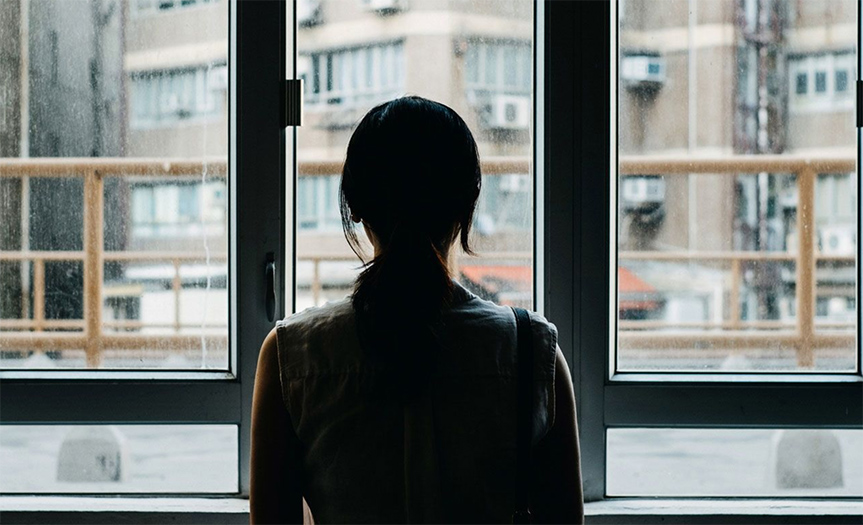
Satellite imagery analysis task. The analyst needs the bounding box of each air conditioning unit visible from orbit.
[621,176,665,205]
[820,225,856,255]
[298,0,322,27]
[361,0,406,14]
[620,54,665,88]
[499,174,529,193]
[207,65,228,91]
[480,95,530,130]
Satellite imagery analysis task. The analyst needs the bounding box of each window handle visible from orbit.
[265,252,276,323]
[857,80,862,128]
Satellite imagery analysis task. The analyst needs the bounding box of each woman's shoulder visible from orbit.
[274,297,359,378]
[276,296,354,335]
[451,286,558,350]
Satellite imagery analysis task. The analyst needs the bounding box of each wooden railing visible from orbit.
[618,155,856,368]
[0,156,856,369]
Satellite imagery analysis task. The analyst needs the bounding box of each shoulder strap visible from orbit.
[511,306,533,524]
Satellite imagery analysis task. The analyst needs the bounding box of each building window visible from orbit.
[835,69,849,93]
[795,73,807,94]
[130,181,226,239]
[815,71,827,93]
[297,175,341,231]
[130,65,226,129]
[789,52,855,113]
[133,0,218,16]
[464,40,531,96]
[300,41,404,109]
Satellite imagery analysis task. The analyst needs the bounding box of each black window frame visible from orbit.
[541,0,863,501]
[0,0,287,497]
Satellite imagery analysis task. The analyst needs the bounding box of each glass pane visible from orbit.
[0,0,230,370]
[0,425,237,493]
[616,0,858,372]
[294,0,534,311]
[608,428,863,497]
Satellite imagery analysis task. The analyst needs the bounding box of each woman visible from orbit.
[251,96,583,524]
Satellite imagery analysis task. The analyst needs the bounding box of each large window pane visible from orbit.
[294,0,534,311]
[0,425,237,493]
[616,0,858,372]
[608,428,863,497]
[0,0,229,370]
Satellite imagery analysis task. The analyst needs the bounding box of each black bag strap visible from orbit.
[511,306,533,524]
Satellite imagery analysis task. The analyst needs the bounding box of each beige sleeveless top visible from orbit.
[275,281,558,523]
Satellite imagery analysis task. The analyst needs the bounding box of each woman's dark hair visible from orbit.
[340,96,481,395]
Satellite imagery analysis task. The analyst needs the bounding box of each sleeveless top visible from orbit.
[275,281,558,524]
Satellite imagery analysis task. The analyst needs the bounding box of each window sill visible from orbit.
[585,499,863,524]
[1,497,861,524]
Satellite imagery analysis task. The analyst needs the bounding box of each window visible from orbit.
[565,0,863,502]
[1,0,279,498]
[300,41,404,111]
[464,40,532,95]
[297,175,341,231]
[3,0,861,514]
[796,72,808,94]
[130,65,226,129]
[789,52,856,113]
[815,70,828,93]
[294,2,534,312]
[133,0,218,16]
[836,69,849,92]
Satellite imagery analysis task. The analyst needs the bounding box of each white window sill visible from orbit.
[0,496,249,514]
[584,498,863,515]
[1,496,861,524]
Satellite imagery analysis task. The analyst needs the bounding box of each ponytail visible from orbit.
[340,96,482,397]
[352,224,454,396]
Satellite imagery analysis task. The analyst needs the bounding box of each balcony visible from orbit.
[0,155,856,370]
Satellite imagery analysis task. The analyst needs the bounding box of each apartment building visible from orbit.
[119,0,535,311]
[1,0,856,337]
[618,0,857,326]
[293,0,534,308]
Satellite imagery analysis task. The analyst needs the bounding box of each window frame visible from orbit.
[541,0,863,502]
[0,0,286,497]
[2,0,861,506]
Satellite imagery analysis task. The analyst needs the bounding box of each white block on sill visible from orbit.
[56,426,129,483]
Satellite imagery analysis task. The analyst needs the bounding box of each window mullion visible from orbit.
[235,0,286,496]
[543,0,610,503]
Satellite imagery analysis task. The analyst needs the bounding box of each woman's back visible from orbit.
[250,97,582,524]
[275,282,558,523]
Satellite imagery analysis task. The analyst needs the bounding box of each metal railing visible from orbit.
[0,156,857,368]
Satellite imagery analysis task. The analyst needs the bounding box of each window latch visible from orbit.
[281,79,303,128]
[265,252,277,323]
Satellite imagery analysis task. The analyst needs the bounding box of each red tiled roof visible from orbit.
[460,265,659,310]
[461,265,532,288]
[618,266,654,294]
[618,266,659,311]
